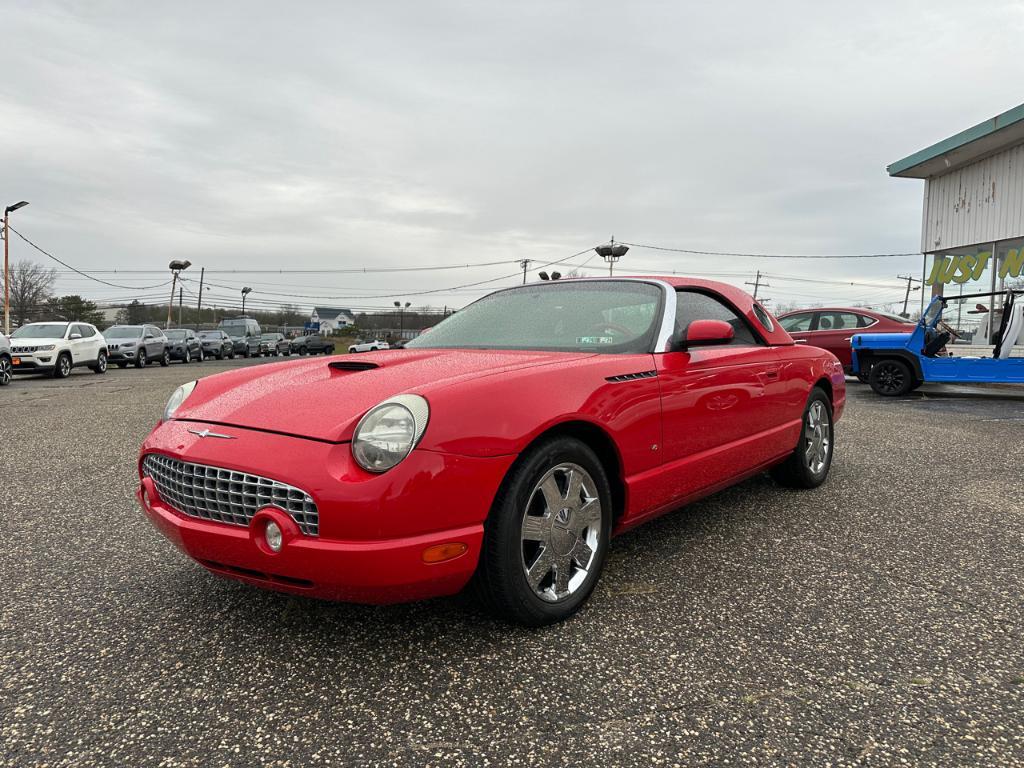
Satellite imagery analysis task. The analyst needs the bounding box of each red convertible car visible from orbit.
[138,277,845,625]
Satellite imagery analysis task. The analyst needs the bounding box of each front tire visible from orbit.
[53,353,72,379]
[198,348,205,362]
[868,358,913,397]
[183,348,192,364]
[135,349,147,369]
[770,387,834,489]
[474,436,612,626]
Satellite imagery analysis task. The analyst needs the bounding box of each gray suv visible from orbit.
[0,334,11,385]
[103,325,170,368]
[165,329,204,363]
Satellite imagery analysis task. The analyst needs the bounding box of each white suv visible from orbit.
[9,321,108,378]
[348,339,390,353]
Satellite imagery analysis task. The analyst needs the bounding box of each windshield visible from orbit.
[405,280,664,353]
[165,330,187,339]
[922,299,944,328]
[12,323,68,339]
[198,331,220,339]
[103,326,143,338]
[261,334,276,341]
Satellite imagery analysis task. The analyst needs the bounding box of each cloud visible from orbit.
[3,0,1024,311]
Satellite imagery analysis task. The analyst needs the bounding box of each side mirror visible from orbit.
[69,332,83,340]
[676,319,734,350]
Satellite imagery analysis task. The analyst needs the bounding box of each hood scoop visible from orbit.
[328,360,380,373]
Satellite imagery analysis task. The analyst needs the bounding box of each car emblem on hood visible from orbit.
[187,428,236,440]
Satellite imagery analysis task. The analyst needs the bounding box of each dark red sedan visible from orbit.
[776,307,915,375]
[138,277,845,625]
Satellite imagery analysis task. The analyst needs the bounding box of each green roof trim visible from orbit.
[887,102,1024,176]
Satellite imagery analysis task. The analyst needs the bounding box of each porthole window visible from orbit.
[752,303,774,332]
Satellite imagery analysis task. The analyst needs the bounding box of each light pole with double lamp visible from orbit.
[166,260,191,329]
[3,201,29,335]
[241,286,252,316]
[394,301,411,337]
[594,237,628,276]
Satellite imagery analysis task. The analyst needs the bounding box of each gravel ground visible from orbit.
[2,359,1023,767]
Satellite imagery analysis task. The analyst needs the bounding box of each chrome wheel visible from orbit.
[520,463,602,603]
[804,400,831,475]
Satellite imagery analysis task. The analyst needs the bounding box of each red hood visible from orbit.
[172,348,592,442]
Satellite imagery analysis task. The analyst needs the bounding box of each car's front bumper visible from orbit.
[137,419,516,603]
[10,353,55,372]
[108,348,138,361]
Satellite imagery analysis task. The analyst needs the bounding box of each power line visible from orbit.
[181,248,596,302]
[6,226,173,290]
[619,240,922,259]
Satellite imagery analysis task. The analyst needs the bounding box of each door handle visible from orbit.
[760,368,780,380]
[843,336,853,342]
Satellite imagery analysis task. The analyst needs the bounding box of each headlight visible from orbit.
[352,394,429,473]
[38,344,56,351]
[163,380,197,421]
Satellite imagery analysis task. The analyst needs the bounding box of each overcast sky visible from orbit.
[3,0,1024,315]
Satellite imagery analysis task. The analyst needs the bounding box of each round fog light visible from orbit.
[264,521,283,552]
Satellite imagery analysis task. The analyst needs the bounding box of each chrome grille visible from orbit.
[141,453,319,536]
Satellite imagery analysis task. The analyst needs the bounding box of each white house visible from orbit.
[310,306,356,333]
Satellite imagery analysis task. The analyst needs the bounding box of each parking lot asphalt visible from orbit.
[2,358,1023,767]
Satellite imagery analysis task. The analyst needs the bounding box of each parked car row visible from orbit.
[0,320,354,385]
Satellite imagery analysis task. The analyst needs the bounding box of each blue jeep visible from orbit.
[852,291,1024,396]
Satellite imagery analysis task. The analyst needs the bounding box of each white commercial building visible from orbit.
[889,103,1024,339]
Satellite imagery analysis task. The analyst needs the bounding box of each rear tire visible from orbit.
[474,436,612,626]
[160,349,170,367]
[770,386,834,489]
[91,350,107,374]
[868,358,913,397]
[0,354,11,386]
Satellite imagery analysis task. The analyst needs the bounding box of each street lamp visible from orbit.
[241,287,252,316]
[166,259,191,328]
[394,301,411,337]
[594,237,628,276]
[3,200,29,335]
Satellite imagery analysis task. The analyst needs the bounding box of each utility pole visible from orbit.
[898,274,922,317]
[196,267,205,325]
[520,259,530,284]
[178,286,184,326]
[745,270,769,300]
[3,201,29,335]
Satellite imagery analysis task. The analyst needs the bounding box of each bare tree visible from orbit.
[1,259,57,327]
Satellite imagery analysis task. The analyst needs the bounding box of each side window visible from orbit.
[71,324,90,338]
[856,314,877,328]
[818,311,861,331]
[780,312,814,332]
[675,291,760,346]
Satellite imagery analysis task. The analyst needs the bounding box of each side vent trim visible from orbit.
[605,370,657,383]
